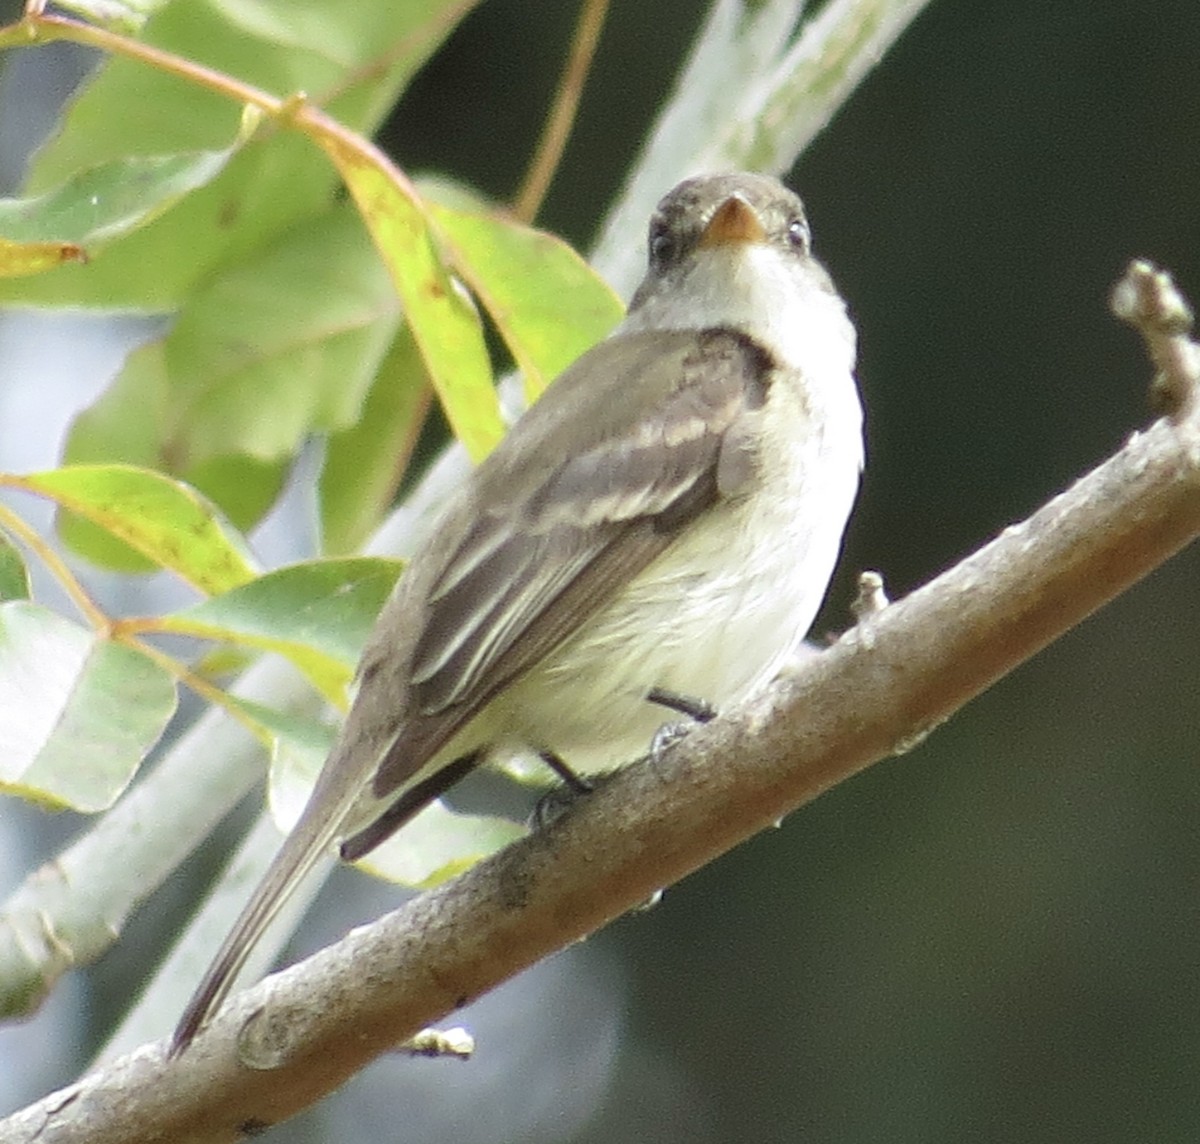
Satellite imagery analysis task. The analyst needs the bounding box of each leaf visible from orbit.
[266,711,334,826]
[10,465,259,591]
[63,206,400,493]
[227,694,335,753]
[319,326,432,555]
[56,205,400,546]
[0,0,482,309]
[427,196,624,401]
[171,455,289,543]
[0,601,177,811]
[158,557,403,701]
[315,138,503,461]
[0,143,244,279]
[192,642,258,680]
[59,343,291,544]
[0,533,30,601]
[268,717,524,889]
[362,802,526,888]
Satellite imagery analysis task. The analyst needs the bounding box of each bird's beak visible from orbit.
[697,193,767,249]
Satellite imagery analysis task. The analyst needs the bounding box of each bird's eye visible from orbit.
[649,221,677,267]
[787,218,810,251]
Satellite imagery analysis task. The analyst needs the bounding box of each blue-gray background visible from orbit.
[2,2,1199,1141]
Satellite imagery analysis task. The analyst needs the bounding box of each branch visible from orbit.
[3,261,1197,1142]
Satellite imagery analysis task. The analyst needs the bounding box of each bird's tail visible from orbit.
[168,790,349,1057]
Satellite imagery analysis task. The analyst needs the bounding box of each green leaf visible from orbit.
[0,601,177,811]
[427,197,624,401]
[175,455,289,541]
[11,465,259,591]
[192,642,258,680]
[316,138,503,461]
[0,0,482,309]
[0,533,30,601]
[65,206,399,478]
[159,557,403,701]
[0,143,244,279]
[58,342,291,542]
[266,711,334,825]
[319,326,431,555]
[58,206,396,542]
[268,718,524,889]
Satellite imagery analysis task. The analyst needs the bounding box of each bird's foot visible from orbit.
[645,687,717,763]
[531,749,594,829]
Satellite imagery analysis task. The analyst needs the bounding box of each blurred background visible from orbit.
[2,1,1200,1141]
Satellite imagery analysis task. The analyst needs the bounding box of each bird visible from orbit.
[171,170,864,1054]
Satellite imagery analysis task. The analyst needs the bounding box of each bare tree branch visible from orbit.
[1,262,1197,1143]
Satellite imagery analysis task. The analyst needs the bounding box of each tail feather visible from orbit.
[168,799,346,1057]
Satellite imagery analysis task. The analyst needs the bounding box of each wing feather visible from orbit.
[373,326,772,797]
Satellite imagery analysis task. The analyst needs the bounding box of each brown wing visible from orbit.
[370,325,772,798]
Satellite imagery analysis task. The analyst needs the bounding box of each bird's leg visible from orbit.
[538,748,593,794]
[646,687,717,723]
[646,686,717,759]
[531,749,594,829]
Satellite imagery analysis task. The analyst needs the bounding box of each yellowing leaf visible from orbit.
[0,237,87,278]
[316,137,503,460]
[10,465,259,592]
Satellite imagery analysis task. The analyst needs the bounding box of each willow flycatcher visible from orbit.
[172,171,863,1053]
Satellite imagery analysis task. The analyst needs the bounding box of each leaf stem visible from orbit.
[0,501,109,630]
[512,0,610,224]
[0,497,271,740]
[6,10,281,112]
[116,631,272,745]
[0,9,421,205]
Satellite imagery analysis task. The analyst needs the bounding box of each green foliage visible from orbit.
[0,135,246,278]
[60,206,402,534]
[425,193,624,401]
[0,0,621,872]
[162,557,403,702]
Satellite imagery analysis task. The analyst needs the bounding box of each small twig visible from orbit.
[1110,259,1200,421]
[0,493,277,745]
[399,1026,474,1059]
[0,10,425,218]
[116,634,272,746]
[511,0,609,224]
[5,11,285,114]
[850,570,890,621]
